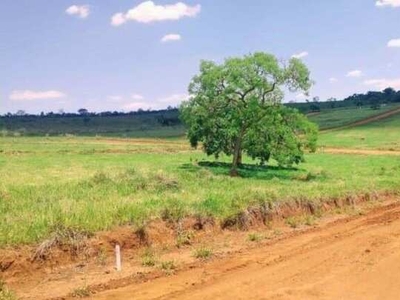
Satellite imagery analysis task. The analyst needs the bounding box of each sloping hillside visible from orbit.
[307,104,400,130]
[318,108,400,150]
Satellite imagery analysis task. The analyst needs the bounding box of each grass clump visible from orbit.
[71,286,91,298]
[96,247,107,266]
[159,260,177,274]
[248,233,263,242]
[0,280,17,300]
[33,224,93,261]
[193,247,213,260]
[286,217,300,229]
[176,230,194,248]
[140,248,157,267]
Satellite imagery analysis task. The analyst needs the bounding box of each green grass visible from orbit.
[1,136,400,247]
[0,280,17,300]
[307,104,400,130]
[193,247,213,259]
[319,112,400,150]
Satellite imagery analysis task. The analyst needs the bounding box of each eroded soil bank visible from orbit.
[1,195,399,299]
[94,199,400,300]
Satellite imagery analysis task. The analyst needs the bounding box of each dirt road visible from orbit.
[323,148,400,156]
[94,202,400,300]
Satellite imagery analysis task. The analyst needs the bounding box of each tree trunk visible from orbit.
[230,137,243,177]
[237,151,242,165]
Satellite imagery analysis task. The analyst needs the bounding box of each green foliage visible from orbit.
[193,247,213,259]
[180,52,317,174]
[141,248,157,267]
[0,280,17,300]
[248,233,263,242]
[176,230,194,247]
[160,260,177,273]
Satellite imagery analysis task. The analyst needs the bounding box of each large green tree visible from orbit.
[180,52,318,176]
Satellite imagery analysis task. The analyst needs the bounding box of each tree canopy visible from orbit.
[180,52,318,176]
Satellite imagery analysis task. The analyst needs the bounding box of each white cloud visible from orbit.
[161,33,182,42]
[118,93,187,111]
[158,93,189,105]
[66,5,90,19]
[111,13,126,26]
[329,77,338,83]
[291,51,308,59]
[376,0,400,7]
[346,70,363,78]
[111,1,201,26]
[388,39,400,48]
[131,94,144,100]
[295,93,308,100]
[10,90,67,101]
[364,78,400,90]
[123,102,149,111]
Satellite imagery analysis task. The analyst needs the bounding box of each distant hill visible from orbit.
[318,107,400,150]
[0,109,184,138]
[1,88,400,137]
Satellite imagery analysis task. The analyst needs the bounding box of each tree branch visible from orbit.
[262,82,276,103]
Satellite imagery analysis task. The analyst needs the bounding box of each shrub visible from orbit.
[193,247,213,259]
[141,248,157,267]
[160,260,177,273]
[176,230,194,248]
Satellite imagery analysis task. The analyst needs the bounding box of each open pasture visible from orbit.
[319,112,400,150]
[1,135,400,247]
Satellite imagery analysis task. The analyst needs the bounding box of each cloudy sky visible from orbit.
[1,0,400,114]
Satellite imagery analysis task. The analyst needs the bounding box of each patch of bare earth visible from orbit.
[323,148,400,156]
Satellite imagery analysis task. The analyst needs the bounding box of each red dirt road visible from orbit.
[94,202,400,300]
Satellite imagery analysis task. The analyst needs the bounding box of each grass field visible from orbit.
[319,112,400,150]
[307,103,400,130]
[1,134,400,247]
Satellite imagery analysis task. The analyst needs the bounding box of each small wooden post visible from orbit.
[115,244,121,271]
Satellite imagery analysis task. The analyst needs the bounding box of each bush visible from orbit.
[193,247,213,259]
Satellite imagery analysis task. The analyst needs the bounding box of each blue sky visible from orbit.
[1,0,400,114]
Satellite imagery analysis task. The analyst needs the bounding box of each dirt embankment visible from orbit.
[1,194,399,300]
[94,200,400,300]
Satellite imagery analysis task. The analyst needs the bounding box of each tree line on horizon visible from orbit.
[2,87,400,119]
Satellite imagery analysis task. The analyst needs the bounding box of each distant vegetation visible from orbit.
[0,108,183,138]
[287,87,400,113]
[1,88,400,137]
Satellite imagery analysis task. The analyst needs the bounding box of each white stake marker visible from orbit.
[115,244,121,271]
